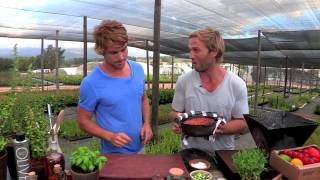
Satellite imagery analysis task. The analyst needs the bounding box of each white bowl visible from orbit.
[189,159,211,170]
[190,170,213,180]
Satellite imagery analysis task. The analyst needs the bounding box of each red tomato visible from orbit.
[296,153,304,160]
[302,157,312,165]
[287,150,294,157]
[308,147,320,158]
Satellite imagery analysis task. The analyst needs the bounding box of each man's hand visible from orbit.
[110,132,132,147]
[141,123,153,144]
[172,122,182,134]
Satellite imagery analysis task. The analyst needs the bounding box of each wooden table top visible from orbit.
[99,153,189,179]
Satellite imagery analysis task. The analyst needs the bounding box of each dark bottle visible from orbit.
[13,132,30,179]
[44,129,65,179]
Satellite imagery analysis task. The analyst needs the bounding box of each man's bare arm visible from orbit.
[77,106,131,147]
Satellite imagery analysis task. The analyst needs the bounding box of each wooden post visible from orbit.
[171,56,174,89]
[83,16,88,77]
[254,30,261,114]
[299,64,304,96]
[55,30,59,90]
[151,0,161,139]
[283,57,288,98]
[146,40,150,90]
[41,38,44,91]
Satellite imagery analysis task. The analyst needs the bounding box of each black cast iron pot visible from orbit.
[176,111,219,137]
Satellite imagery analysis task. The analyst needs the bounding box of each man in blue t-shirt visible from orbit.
[77,20,153,153]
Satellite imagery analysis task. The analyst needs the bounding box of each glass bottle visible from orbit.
[13,132,30,179]
[44,129,65,178]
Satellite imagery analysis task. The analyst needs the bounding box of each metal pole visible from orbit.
[55,30,59,90]
[299,64,304,96]
[262,65,267,104]
[151,0,161,139]
[254,30,261,114]
[283,57,288,98]
[83,16,88,77]
[289,67,293,95]
[171,56,174,89]
[41,38,44,91]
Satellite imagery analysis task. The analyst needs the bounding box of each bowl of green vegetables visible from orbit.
[190,170,212,180]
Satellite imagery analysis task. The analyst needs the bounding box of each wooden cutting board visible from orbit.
[99,153,189,179]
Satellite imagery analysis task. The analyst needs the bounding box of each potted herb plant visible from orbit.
[232,148,267,180]
[0,136,8,179]
[70,146,107,180]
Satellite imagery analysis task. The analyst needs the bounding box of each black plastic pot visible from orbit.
[6,143,17,180]
[0,149,8,180]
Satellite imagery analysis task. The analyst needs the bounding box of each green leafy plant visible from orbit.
[232,148,267,180]
[0,136,7,152]
[70,146,107,173]
[59,120,90,138]
[145,128,181,154]
[25,107,49,158]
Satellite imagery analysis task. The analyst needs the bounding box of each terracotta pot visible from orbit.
[71,167,99,180]
[0,149,8,180]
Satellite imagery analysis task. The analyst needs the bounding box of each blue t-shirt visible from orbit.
[79,60,145,153]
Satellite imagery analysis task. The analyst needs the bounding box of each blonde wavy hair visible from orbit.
[94,20,128,55]
[189,27,225,63]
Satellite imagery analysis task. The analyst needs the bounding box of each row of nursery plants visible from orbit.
[0,88,175,112]
[59,103,172,140]
[32,74,179,85]
[267,94,313,111]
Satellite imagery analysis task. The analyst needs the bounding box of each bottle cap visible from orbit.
[15,132,25,141]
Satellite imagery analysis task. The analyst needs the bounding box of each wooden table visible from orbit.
[99,153,189,179]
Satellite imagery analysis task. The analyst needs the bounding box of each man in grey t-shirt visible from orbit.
[170,27,249,155]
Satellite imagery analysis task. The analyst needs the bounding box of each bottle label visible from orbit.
[14,143,30,179]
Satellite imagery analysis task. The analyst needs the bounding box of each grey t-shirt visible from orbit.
[172,70,249,153]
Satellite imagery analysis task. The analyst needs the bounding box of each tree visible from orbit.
[43,45,65,70]
[0,58,13,72]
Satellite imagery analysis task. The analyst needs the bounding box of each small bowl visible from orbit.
[189,159,211,170]
[190,170,213,180]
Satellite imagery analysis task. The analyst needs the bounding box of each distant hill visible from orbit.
[0,46,148,59]
[0,47,101,60]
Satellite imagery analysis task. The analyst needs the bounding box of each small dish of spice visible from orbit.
[189,159,211,170]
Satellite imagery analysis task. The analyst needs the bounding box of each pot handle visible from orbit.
[210,117,227,142]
